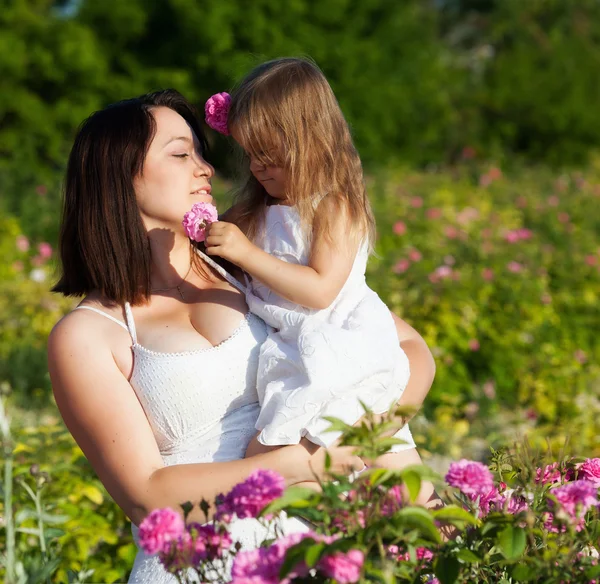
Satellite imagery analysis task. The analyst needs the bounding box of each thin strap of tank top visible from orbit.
[123,303,138,344]
[194,248,247,293]
[73,306,130,334]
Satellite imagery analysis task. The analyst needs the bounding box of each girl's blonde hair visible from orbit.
[228,57,375,249]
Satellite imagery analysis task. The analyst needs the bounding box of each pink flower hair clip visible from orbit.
[205,92,231,136]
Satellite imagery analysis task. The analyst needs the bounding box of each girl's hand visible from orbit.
[205,221,255,267]
[293,438,365,483]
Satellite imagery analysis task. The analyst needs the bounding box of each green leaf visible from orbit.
[261,486,319,516]
[393,507,441,543]
[304,542,326,567]
[511,563,538,581]
[434,555,460,584]
[400,469,421,503]
[43,527,65,541]
[456,549,481,563]
[497,525,527,561]
[27,557,61,584]
[433,505,479,526]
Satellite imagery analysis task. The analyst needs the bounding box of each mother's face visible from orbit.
[134,106,215,234]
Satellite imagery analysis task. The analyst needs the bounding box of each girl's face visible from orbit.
[134,106,215,232]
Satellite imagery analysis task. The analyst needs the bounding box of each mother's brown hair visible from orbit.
[52,89,208,305]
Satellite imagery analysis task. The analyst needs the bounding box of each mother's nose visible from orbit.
[193,155,214,178]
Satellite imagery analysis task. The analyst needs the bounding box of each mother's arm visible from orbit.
[391,312,436,419]
[48,315,361,526]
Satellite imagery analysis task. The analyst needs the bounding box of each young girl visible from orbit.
[204,58,422,473]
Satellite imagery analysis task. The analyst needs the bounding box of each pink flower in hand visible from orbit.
[138,508,185,555]
[182,202,219,242]
[205,92,231,135]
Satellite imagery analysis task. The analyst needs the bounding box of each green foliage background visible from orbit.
[1,0,600,581]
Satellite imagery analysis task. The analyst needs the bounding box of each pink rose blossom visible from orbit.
[138,508,185,555]
[182,202,219,242]
[548,195,560,206]
[444,226,459,239]
[507,261,523,273]
[16,235,29,252]
[468,339,480,352]
[536,463,563,485]
[558,212,570,223]
[398,547,435,563]
[482,268,494,281]
[586,255,597,266]
[483,380,496,399]
[426,208,442,220]
[578,459,600,488]
[408,248,422,262]
[205,92,231,135]
[410,196,423,208]
[445,459,494,498]
[393,259,410,274]
[319,549,364,584]
[574,350,587,364]
[215,469,285,522]
[393,221,407,235]
[38,242,52,259]
[187,523,232,560]
[549,480,599,520]
[231,532,312,584]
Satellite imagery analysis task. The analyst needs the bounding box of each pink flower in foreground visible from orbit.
[205,92,231,135]
[215,469,285,522]
[182,202,219,242]
[138,508,185,555]
[231,532,312,584]
[393,221,407,235]
[319,549,364,584]
[578,459,600,488]
[550,480,599,520]
[446,459,494,498]
[16,235,29,252]
[187,523,232,560]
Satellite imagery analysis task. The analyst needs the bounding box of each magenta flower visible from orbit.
[507,261,524,273]
[398,547,435,563]
[182,201,219,242]
[38,242,52,259]
[205,92,231,135]
[586,255,598,266]
[393,221,407,235]
[426,208,442,220]
[16,235,29,252]
[409,248,422,262]
[549,480,599,520]
[231,532,310,584]
[319,549,364,584]
[578,458,600,487]
[393,259,410,274]
[186,523,232,561]
[482,268,494,282]
[445,459,494,498]
[138,508,185,555]
[410,196,423,208]
[468,339,480,352]
[535,462,562,485]
[215,469,285,522]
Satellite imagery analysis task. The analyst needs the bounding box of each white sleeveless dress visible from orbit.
[76,250,309,583]
[246,204,415,450]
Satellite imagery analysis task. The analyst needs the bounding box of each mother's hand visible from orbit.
[293,438,364,483]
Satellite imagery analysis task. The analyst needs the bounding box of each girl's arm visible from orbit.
[392,312,436,414]
[205,199,359,310]
[47,313,363,526]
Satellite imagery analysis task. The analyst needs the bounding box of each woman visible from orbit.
[48,89,436,582]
